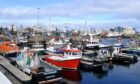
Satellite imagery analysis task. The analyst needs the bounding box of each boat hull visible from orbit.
[0,41,19,55]
[45,57,81,69]
[112,53,138,63]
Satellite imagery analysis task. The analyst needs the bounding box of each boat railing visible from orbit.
[39,57,61,73]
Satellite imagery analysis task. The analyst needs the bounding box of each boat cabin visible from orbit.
[31,43,45,51]
[63,49,82,59]
[48,37,65,46]
[87,41,98,45]
[113,46,121,54]
[99,49,109,55]
[62,44,82,59]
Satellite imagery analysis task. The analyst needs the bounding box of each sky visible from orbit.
[0,0,140,30]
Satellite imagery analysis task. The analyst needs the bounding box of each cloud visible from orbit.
[0,0,140,27]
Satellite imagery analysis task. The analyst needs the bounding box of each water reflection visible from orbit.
[79,62,135,80]
[112,62,131,68]
[59,70,82,84]
[92,67,108,79]
[80,63,109,79]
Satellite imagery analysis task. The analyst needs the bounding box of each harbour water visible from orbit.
[101,37,130,46]
[60,58,140,84]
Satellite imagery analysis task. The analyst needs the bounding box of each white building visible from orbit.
[123,27,136,35]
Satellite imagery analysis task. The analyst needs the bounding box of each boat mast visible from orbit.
[84,21,87,34]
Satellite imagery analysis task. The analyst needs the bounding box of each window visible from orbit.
[73,52,77,55]
[104,51,107,54]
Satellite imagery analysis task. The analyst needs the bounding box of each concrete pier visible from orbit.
[0,55,31,84]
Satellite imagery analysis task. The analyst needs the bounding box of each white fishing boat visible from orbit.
[46,46,63,54]
[31,43,45,51]
[96,49,110,62]
[85,34,109,50]
[106,32,123,37]
[46,37,65,53]
[47,37,65,46]
[17,36,28,43]
[16,48,40,74]
[16,48,60,75]
[82,47,110,64]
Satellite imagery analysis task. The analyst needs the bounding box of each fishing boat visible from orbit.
[47,37,65,46]
[16,48,60,77]
[17,36,28,43]
[45,44,82,69]
[46,46,64,54]
[106,32,123,37]
[31,43,45,51]
[16,48,39,74]
[81,57,103,69]
[46,37,65,53]
[0,41,19,55]
[111,46,138,63]
[96,48,110,62]
[122,48,140,56]
[81,49,109,69]
[84,34,109,50]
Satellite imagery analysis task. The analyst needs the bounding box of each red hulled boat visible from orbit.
[45,44,82,69]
